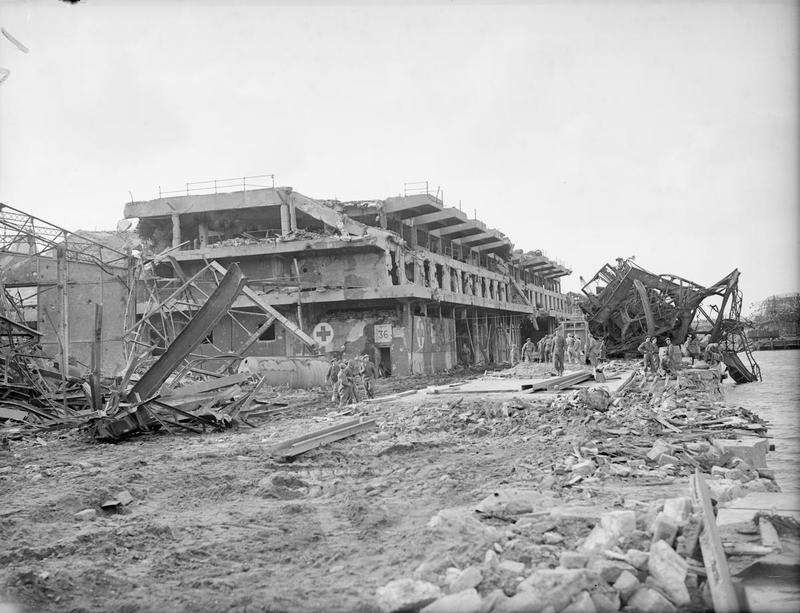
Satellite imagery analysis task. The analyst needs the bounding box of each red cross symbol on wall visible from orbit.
[315,324,332,342]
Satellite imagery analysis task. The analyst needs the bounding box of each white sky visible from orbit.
[1,0,797,308]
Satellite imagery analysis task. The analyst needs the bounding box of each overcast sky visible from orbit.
[1,0,797,308]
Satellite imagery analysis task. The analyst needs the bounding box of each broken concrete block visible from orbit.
[561,590,597,613]
[499,560,526,575]
[375,578,441,613]
[450,566,483,593]
[579,526,618,554]
[626,587,676,613]
[647,541,689,606]
[493,590,545,613]
[484,549,499,567]
[661,498,691,523]
[116,490,134,506]
[600,510,636,537]
[675,515,701,557]
[704,478,745,503]
[612,570,640,602]
[586,558,636,584]
[625,549,649,570]
[516,568,603,612]
[649,512,678,546]
[560,551,589,569]
[713,436,768,469]
[657,454,679,467]
[743,477,781,493]
[572,460,597,477]
[74,508,97,521]
[421,588,482,613]
[478,589,508,613]
[710,465,727,478]
[590,590,620,613]
[543,531,564,544]
[646,440,674,463]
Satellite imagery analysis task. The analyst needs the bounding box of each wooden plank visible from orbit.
[271,418,377,458]
[690,470,741,613]
[0,406,28,421]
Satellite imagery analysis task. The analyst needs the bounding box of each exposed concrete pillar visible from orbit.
[396,247,406,284]
[171,214,181,248]
[289,201,298,233]
[280,203,291,236]
[198,221,209,248]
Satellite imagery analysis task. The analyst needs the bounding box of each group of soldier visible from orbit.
[517,330,606,377]
[636,333,725,377]
[326,354,379,407]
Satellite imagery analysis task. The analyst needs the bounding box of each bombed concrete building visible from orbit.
[124,184,572,376]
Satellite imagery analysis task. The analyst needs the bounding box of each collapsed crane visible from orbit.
[579,258,760,383]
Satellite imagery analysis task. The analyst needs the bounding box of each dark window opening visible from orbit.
[259,323,276,341]
[435,263,444,289]
[389,251,400,285]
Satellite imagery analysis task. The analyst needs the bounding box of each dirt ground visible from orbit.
[0,363,707,612]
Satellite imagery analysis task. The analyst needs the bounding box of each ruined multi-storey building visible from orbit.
[124,184,572,376]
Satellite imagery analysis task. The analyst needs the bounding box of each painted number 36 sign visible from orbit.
[374,324,392,345]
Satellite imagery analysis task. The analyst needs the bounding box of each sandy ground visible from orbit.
[0,362,711,612]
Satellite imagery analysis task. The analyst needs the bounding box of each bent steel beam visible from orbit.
[127,263,246,401]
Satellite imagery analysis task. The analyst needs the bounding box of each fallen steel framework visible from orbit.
[579,259,760,383]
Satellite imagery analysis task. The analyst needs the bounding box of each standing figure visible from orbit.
[660,337,674,375]
[685,334,701,365]
[537,336,546,363]
[510,342,521,366]
[326,358,339,403]
[637,336,657,374]
[551,330,566,376]
[361,354,378,398]
[586,335,601,375]
[337,362,354,406]
[574,336,584,364]
[544,334,554,363]
[565,333,576,364]
[521,337,536,363]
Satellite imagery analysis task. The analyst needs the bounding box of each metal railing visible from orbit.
[157,174,276,198]
[403,181,444,204]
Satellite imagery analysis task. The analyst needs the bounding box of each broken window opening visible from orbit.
[389,251,400,286]
[258,323,276,341]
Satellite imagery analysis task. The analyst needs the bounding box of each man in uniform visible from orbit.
[337,362,354,406]
[586,334,602,375]
[685,334,701,365]
[360,354,378,398]
[326,358,339,402]
[551,330,566,376]
[544,334,554,363]
[637,336,657,374]
[565,333,576,364]
[537,336,546,363]
[521,337,536,363]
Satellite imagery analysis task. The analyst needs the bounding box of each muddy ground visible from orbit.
[0,363,701,612]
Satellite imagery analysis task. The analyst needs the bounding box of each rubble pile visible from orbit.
[377,495,710,613]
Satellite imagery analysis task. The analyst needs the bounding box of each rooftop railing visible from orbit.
[156,174,276,198]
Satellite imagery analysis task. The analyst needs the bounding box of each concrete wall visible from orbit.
[410,314,457,373]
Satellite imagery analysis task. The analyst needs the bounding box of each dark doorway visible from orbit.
[378,347,392,377]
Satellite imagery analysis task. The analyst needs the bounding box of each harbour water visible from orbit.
[725,349,800,494]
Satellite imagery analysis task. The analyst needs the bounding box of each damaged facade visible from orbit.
[124,185,573,377]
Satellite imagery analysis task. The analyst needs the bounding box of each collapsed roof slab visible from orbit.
[382,194,443,219]
[169,235,384,261]
[407,207,468,230]
[473,239,512,253]
[125,188,286,219]
[430,219,487,240]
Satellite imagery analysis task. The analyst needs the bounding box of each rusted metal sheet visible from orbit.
[127,263,246,401]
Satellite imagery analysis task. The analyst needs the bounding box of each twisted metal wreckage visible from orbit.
[578,258,760,383]
[1,205,761,443]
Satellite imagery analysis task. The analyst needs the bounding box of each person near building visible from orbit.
[637,336,657,374]
[660,337,675,375]
[565,333,576,364]
[586,334,601,375]
[326,358,339,402]
[521,337,536,363]
[537,336,546,363]
[544,334,554,363]
[574,336,584,364]
[552,330,566,376]
[360,354,378,398]
[685,334,701,365]
[337,362,354,406]
[510,342,521,366]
